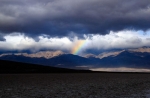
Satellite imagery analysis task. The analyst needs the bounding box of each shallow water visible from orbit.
[145,90,150,97]
[0,73,150,98]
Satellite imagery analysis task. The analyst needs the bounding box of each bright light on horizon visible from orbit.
[90,67,150,72]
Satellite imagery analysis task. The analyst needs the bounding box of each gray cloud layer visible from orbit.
[0,33,6,41]
[0,0,150,36]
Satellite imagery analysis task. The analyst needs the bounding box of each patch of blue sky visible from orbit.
[137,30,150,37]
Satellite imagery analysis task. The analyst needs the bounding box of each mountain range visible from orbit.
[0,47,150,70]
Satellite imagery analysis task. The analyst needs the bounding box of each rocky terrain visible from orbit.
[84,47,150,59]
[0,50,64,59]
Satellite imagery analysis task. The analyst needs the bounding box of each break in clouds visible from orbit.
[0,30,150,54]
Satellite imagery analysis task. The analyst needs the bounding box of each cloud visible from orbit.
[0,0,150,36]
[0,30,150,54]
[1,32,73,52]
[0,37,5,41]
[85,30,150,50]
[0,33,6,41]
[0,35,5,41]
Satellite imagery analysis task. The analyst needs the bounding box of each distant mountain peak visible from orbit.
[83,50,125,59]
[0,53,13,57]
[97,50,125,59]
[21,50,64,59]
[0,50,64,59]
[84,54,97,58]
[128,47,150,53]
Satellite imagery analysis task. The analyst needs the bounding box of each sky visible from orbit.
[0,0,150,55]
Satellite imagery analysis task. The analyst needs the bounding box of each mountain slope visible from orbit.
[0,50,64,59]
[0,47,150,69]
[98,50,150,68]
[0,54,92,67]
[0,59,91,73]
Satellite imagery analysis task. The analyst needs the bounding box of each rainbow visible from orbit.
[71,40,87,55]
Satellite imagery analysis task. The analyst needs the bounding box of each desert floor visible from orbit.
[0,73,150,98]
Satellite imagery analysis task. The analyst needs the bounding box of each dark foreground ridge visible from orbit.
[1,59,150,74]
[0,60,92,73]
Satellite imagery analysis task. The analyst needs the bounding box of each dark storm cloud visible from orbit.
[0,33,5,41]
[0,36,5,41]
[0,0,150,36]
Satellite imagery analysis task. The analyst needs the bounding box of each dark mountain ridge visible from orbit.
[0,47,150,69]
[0,59,91,73]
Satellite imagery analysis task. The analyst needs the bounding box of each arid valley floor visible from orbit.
[0,73,150,98]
